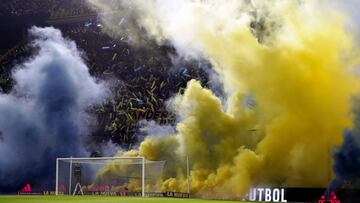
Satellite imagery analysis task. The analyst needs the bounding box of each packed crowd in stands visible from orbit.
[0,7,209,155]
[0,41,29,92]
[60,22,208,152]
[0,0,94,19]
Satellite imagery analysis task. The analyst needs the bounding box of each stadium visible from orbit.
[1,0,360,203]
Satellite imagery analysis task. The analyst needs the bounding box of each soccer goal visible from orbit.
[55,157,165,196]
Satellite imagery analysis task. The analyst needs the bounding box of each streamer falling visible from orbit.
[87,0,360,198]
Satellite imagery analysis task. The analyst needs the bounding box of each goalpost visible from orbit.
[55,156,191,197]
[55,157,150,196]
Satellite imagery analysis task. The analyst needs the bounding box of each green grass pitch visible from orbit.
[0,196,261,203]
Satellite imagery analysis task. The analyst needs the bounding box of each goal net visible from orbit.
[55,157,165,196]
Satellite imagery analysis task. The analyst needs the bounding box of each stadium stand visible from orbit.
[0,1,209,154]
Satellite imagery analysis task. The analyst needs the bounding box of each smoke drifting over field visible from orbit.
[0,27,106,192]
[327,104,360,195]
[326,131,360,196]
[89,0,360,199]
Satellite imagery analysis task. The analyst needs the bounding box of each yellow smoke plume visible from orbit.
[92,0,360,199]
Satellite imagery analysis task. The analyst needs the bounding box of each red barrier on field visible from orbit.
[318,192,340,203]
[20,184,31,193]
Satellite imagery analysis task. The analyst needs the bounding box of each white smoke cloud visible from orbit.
[139,120,176,138]
[0,26,107,192]
[87,0,255,59]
